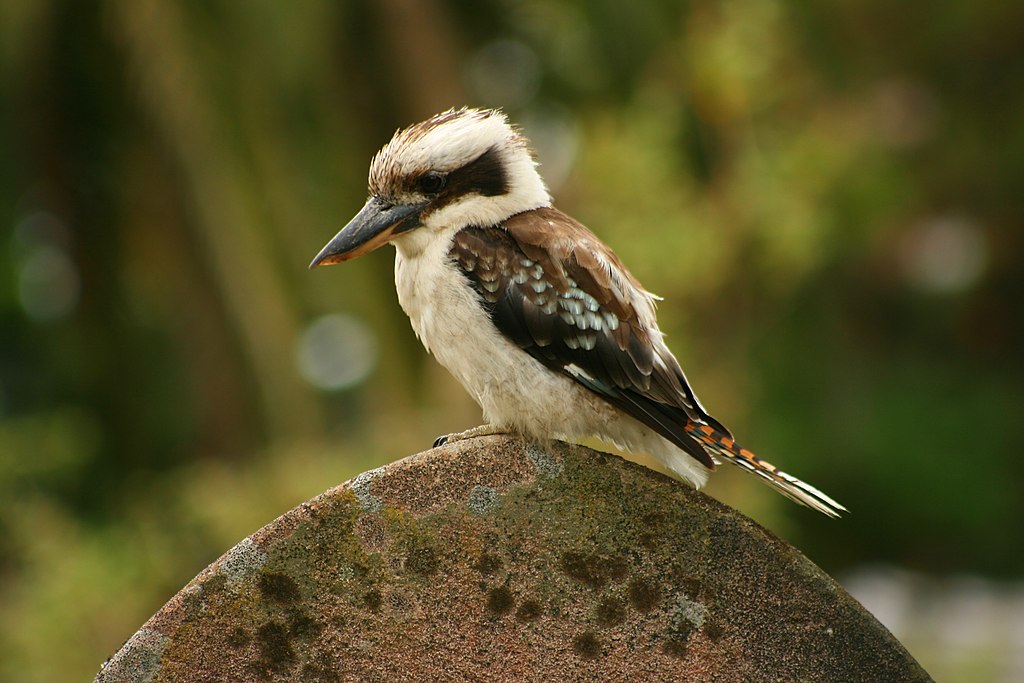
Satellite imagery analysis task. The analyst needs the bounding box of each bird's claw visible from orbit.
[432,426,507,448]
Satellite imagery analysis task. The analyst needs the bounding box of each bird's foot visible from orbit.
[432,425,508,448]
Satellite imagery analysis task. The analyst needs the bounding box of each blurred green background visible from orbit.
[1,0,1022,680]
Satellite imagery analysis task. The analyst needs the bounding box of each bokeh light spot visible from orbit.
[466,39,541,108]
[296,313,377,391]
[519,106,580,192]
[899,216,987,294]
[18,245,80,322]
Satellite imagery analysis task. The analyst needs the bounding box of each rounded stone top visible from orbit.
[96,436,932,682]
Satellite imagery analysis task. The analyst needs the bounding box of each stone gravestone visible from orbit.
[96,436,932,682]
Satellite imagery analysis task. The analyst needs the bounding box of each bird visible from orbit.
[310,107,845,517]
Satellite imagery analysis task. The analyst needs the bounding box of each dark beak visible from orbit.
[309,197,426,268]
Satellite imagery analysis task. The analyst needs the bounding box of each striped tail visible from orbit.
[685,423,847,518]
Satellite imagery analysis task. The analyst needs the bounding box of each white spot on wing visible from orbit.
[565,363,593,380]
[561,299,583,316]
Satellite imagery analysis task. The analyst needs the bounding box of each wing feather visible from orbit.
[450,207,728,468]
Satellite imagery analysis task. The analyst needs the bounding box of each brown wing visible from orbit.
[449,207,730,468]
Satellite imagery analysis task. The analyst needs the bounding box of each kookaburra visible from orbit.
[311,107,845,517]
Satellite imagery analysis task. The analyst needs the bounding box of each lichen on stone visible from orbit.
[467,485,499,514]
[350,467,385,513]
[218,537,267,585]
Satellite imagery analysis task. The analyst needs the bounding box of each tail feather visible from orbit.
[685,423,847,518]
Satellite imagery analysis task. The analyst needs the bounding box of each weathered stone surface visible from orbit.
[96,436,933,682]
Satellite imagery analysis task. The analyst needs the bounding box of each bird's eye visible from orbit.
[419,172,447,195]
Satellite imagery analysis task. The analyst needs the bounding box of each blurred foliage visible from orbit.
[0,0,1022,680]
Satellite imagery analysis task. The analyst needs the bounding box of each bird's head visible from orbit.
[310,107,551,267]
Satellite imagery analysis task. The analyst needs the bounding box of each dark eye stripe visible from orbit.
[420,146,509,214]
[449,146,508,198]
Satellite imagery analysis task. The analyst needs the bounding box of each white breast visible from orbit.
[392,228,583,431]
[390,229,710,489]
